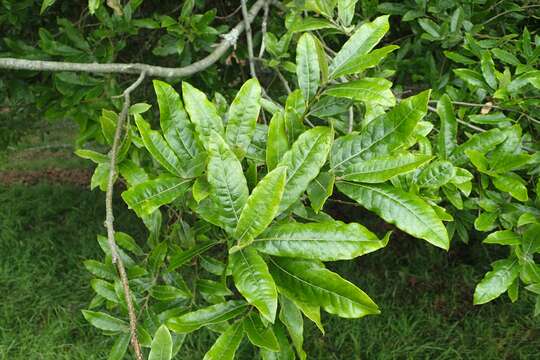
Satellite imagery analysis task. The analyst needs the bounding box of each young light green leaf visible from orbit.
[203,322,244,360]
[338,0,358,27]
[266,112,290,171]
[243,313,280,352]
[122,175,191,217]
[225,78,261,155]
[330,15,390,79]
[166,301,247,333]
[306,172,335,213]
[474,259,520,305]
[206,133,249,233]
[449,128,507,166]
[337,182,449,250]
[296,33,320,102]
[483,230,521,246]
[331,45,399,79]
[453,69,487,89]
[341,153,432,182]
[254,220,389,261]
[75,149,109,164]
[481,51,498,90]
[279,296,306,360]
[150,285,191,301]
[182,82,224,146]
[492,174,528,202]
[233,166,287,250]
[149,325,173,360]
[436,94,457,160]
[289,17,337,33]
[82,310,128,332]
[416,160,455,189]
[230,248,278,323]
[277,126,333,213]
[325,77,395,107]
[269,257,379,318]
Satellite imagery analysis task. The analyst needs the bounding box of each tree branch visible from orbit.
[0,0,266,78]
[105,71,146,360]
[241,0,258,78]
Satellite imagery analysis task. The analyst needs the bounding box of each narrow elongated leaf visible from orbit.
[481,51,498,90]
[150,285,191,301]
[230,248,278,323]
[342,153,432,182]
[243,313,280,351]
[338,0,358,26]
[436,94,457,160]
[168,241,219,271]
[206,133,249,233]
[277,126,333,213]
[135,115,184,176]
[306,172,335,213]
[474,259,520,305]
[337,182,449,250]
[149,325,173,360]
[166,301,247,333]
[331,45,398,79]
[203,322,244,360]
[279,296,306,360]
[416,160,455,189]
[296,33,320,101]
[225,78,261,154]
[449,128,507,166]
[330,90,430,172]
[82,310,128,332]
[453,69,487,88]
[91,279,117,302]
[290,17,337,32]
[325,78,395,107]
[182,82,224,145]
[254,220,389,261]
[269,257,379,318]
[266,112,290,171]
[484,230,521,245]
[122,175,191,217]
[492,174,528,202]
[330,15,390,79]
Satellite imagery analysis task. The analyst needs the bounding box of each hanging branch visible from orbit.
[105,71,146,360]
[0,0,267,78]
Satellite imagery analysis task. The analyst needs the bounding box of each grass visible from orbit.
[1,183,539,359]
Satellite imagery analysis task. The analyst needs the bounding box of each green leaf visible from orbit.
[166,301,247,333]
[492,174,528,202]
[436,95,457,160]
[269,257,379,318]
[330,90,430,172]
[182,82,224,146]
[444,51,476,65]
[449,129,507,166]
[254,220,389,261]
[325,78,395,107]
[122,175,191,217]
[75,149,109,164]
[150,285,191,301]
[330,15,390,79]
[290,17,337,33]
[279,296,306,360]
[108,333,130,360]
[206,133,249,233]
[337,182,449,250]
[416,160,455,189]
[115,232,143,256]
[168,241,219,271]
[149,325,173,360]
[232,166,287,250]
[474,259,520,305]
[243,313,280,352]
[266,112,290,171]
[90,279,117,302]
[203,322,244,360]
[481,51,498,90]
[130,103,152,115]
[418,18,440,38]
[82,310,128,332]
[230,248,278,323]
[225,78,261,155]
[41,0,56,14]
[296,33,320,102]
[154,80,203,176]
[135,115,184,176]
[306,172,335,213]
[341,153,432,183]
[484,230,521,246]
[338,0,358,27]
[277,126,333,213]
[474,212,498,232]
[491,48,521,66]
[453,69,487,88]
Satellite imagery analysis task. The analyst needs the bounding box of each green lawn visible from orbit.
[1,183,539,359]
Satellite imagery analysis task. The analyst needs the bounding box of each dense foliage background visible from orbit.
[1,0,539,359]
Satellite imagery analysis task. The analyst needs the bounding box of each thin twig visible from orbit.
[105,71,146,360]
[482,4,540,26]
[241,0,258,78]
[258,1,270,58]
[276,69,292,94]
[348,106,354,133]
[0,0,266,78]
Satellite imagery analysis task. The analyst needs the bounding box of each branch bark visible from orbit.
[0,0,266,78]
[105,71,146,360]
[241,0,258,78]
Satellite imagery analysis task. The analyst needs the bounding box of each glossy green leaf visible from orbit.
[341,153,432,183]
[203,322,244,360]
[150,285,191,301]
[230,248,278,323]
[225,78,261,154]
[296,33,320,101]
[436,94,457,160]
[90,279,117,302]
[182,82,224,146]
[283,90,306,145]
[337,182,449,250]
[332,45,399,79]
[330,90,430,172]
[82,310,128,332]
[416,160,455,189]
[243,313,280,352]
[75,149,108,164]
[166,301,247,333]
[289,17,337,33]
[122,175,191,217]
[306,172,335,213]
[325,78,395,107]
[418,18,440,37]
[108,333,130,360]
[491,48,521,66]
[330,15,390,79]
[277,126,333,213]
[168,241,219,271]
[474,259,520,305]
[449,129,507,166]
[269,257,379,318]
[338,0,358,26]
[254,220,389,261]
[206,133,249,233]
[279,296,306,359]
[267,112,290,171]
[149,325,173,360]
[233,166,287,250]
[484,230,521,246]
[492,174,528,202]
[453,69,487,88]
[481,51,498,90]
